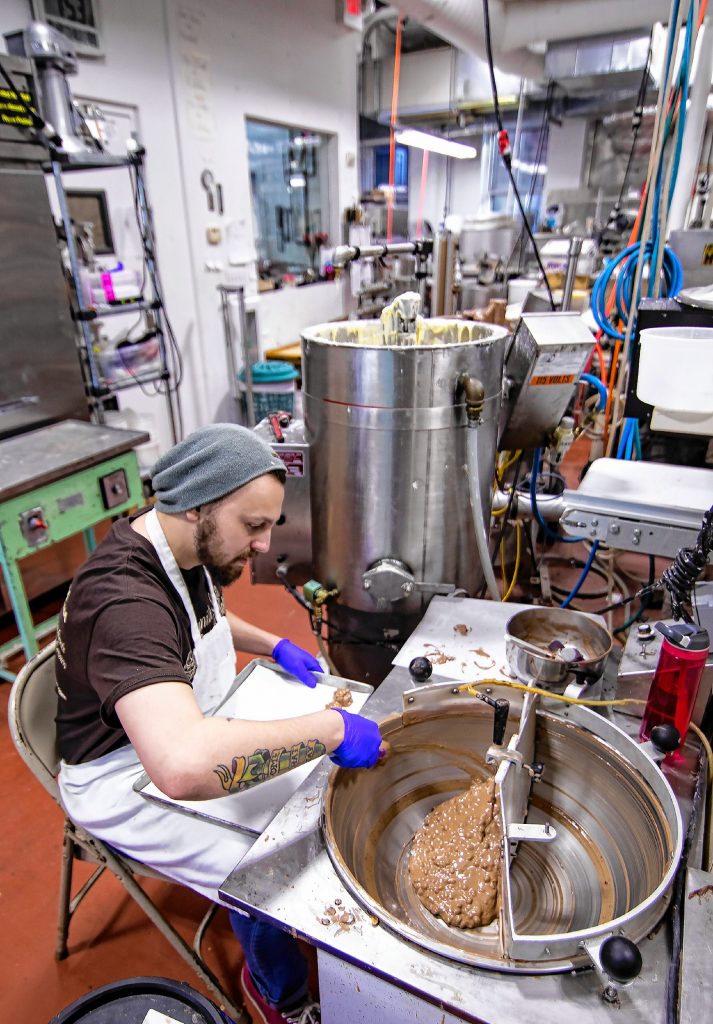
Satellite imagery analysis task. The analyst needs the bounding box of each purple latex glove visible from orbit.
[330,708,382,769]
[272,638,322,688]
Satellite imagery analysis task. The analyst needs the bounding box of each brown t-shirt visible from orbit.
[55,512,226,765]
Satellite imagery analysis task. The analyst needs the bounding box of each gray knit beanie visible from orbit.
[151,423,286,513]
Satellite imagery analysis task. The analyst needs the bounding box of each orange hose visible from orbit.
[386,16,403,243]
[594,340,607,386]
[602,338,621,451]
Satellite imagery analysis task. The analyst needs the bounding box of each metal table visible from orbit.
[219,598,706,1024]
[0,420,148,679]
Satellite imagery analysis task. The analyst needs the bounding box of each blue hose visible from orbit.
[616,419,633,459]
[560,541,600,609]
[530,448,583,544]
[579,373,607,410]
[591,244,683,339]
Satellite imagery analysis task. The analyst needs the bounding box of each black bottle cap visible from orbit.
[655,621,709,653]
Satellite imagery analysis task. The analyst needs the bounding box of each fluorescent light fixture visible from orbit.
[395,129,477,160]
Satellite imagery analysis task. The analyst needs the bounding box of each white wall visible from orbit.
[0,0,360,452]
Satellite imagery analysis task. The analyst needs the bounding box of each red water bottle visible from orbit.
[640,622,710,753]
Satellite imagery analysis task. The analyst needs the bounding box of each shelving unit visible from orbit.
[47,147,181,443]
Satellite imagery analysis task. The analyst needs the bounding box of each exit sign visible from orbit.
[338,0,363,31]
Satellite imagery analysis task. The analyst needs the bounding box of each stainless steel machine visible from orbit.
[323,683,681,978]
[0,49,88,439]
[255,297,594,682]
[301,307,508,680]
[219,597,705,1024]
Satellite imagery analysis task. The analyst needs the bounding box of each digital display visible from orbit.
[44,0,96,28]
[0,85,35,130]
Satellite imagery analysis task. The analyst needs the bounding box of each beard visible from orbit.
[194,510,252,587]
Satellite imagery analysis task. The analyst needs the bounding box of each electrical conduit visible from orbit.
[466,424,501,601]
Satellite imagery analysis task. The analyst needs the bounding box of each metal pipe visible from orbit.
[669,16,713,232]
[466,422,501,602]
[492,488,565,522]
[332,241,428,266]
[561,237,583,312]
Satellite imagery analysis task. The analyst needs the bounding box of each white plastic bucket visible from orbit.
[637,326,713,413]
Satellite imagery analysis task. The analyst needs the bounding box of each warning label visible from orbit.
[0,86,34,129]
[275,450,304,477]
[530,373,577,386]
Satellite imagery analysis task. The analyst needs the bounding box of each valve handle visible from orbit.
[650,723,681,754]
[492,698,510,746]
[600,936,642,984]
[408,657,433,684]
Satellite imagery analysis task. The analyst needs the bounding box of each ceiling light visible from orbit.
[395,129,477,160]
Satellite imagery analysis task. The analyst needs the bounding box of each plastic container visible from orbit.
[238,360,299,418]
[80,264,143,307]
[639,622,710,753]
[637,326,713,414]
[49,975,228,1023]
[94,337,161,383]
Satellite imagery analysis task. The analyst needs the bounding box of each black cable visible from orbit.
[506,81,554,274]
[592,592,639,616]
[482,0,555,310]
[613,556,656,635]
[522,520,540,574]
[128,161,185,435]
[615,33,653,211]
[659,507,713,623]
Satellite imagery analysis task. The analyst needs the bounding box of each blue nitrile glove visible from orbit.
[272,638,322,688]
[330,708,382,769]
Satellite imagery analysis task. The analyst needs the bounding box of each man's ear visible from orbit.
[185,507,201,523]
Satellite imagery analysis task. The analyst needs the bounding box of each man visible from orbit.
[56,423,383,1024]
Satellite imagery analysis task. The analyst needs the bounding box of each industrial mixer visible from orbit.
[220,596,701,1023]
[254,296,595,683]
[323,679,682,985]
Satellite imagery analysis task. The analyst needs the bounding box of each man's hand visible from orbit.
[272,638,322,688]
[329,709,384,769]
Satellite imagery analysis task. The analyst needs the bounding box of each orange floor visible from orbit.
[0,569,317,1024]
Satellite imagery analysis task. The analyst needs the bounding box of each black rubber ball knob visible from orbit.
[600,936,643,984]
[409,657,433,683]
[650,723,681,754]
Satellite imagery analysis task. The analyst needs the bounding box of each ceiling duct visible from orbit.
[545,31,654,95]
[387,0,673,82]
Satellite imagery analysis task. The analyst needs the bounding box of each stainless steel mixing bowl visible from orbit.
[322,687,681,972]
[505,607,612,687]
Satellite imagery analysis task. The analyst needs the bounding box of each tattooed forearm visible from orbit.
[214,738,327,792]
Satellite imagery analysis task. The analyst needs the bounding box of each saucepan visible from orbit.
[504,607,612,687]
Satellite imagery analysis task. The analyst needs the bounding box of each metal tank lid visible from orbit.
[301,291,509,350]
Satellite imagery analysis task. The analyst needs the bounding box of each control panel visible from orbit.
[99,468,130,510]
[19,506,49,547]
[560,508,699,558]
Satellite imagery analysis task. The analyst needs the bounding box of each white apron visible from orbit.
[59,508,254,904]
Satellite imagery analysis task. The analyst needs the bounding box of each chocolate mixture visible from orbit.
[408,777,502,929]
[325,687,353,710]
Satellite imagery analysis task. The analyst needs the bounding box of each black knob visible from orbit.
[650,723,681,754]
[409,657,433,683]
[492,698,510,746]
[600,936,642,984]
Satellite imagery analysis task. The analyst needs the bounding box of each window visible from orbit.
[487,123,548,226]
[246,119,334,284]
